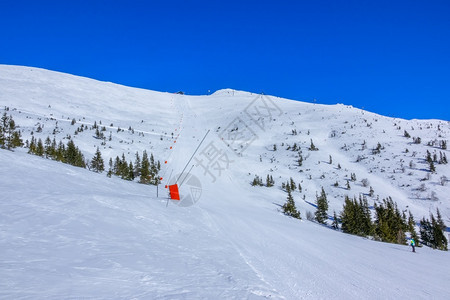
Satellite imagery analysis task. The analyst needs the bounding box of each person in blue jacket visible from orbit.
[410,238,416,252]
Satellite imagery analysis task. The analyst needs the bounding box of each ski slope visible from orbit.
[1,65,449,299]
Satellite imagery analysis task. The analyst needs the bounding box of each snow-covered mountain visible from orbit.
[1,65,449,299]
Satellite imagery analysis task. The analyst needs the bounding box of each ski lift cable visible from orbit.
[176,129,210,184]
[179,164,195,188]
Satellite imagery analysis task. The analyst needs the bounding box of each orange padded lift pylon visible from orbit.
[169,184,180,200]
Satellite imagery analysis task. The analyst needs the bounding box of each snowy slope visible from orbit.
[1,65,449,299]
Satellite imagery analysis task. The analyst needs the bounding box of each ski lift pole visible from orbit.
[176,129,210,183]
[165,169,174,207]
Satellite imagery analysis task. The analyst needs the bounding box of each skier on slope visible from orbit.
[410,238,415,253]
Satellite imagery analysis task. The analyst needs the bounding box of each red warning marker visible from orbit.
[174,140,176,143]
[165,185,168,189]
[169,184,180,200]
[160,177,163,180]
[165,160,167,164]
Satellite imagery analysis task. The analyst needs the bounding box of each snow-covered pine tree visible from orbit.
[290,177,296,191]
[90,147,105,173]
[36,138,44,156]
[0,112,7,147]
[315,187,328,224]
[107,157,113,177]
[134,151,141,177]
[266,174,274,187]
[128,161,134,180]
[408,211,419,246]
[297,152,303,166]
[374,197,406,244]
[308,139,318,151]
[140,150,151,184]
[282,188,301,219]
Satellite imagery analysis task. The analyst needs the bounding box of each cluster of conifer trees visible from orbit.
[0,112,23,149]
[339,195,447,250]
[6,113,162,186]
[28,136,86,168]
[251,174,275,187]
[107,151,161,185]
[425,150,447,173]
[419,210,448,251]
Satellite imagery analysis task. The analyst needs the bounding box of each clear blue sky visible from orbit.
[1,0,449,120]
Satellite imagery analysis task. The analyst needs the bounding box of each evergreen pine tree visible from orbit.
[128,161,135,180]
[5,115,15,149]
[54,141,64,162]
[10,131,23,148]
[429,160,436,173]
[44,136,52,158]
[282,188,301,219]
[0,114,20,149]
[290,177,296,191]
[252,175,261,186]
[434,209,448,250]
[308,139,318,151]
[297,152,303,166]
[436,208,445,231]
[408,211,419,246]
[113,155,120,175]
[332,211,339,230]
[374,197,407,244]
[134,151,141,177]
[341,195,373,237]
[315,187,328,224]
[359,195,373,237]
[0,112,7,147]
[107,157,113,177]
[341,196,356,234]
[50,138,57,158]
[35,138,44,156]
[140,150,151,184]
[90,147,105,172]
[420,217,432,247]
[431,215,448,251]
[28,136,36,154]
[65,140,78,165]
[119,153,128,179]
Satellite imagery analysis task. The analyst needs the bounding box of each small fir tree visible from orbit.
[282,188,301,219]
[315,187,328,224]
[90,147,105,172]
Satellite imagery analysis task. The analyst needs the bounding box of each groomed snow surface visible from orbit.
[1,65,449,299]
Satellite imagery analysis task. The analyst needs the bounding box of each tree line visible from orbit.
[3,113,161,186]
